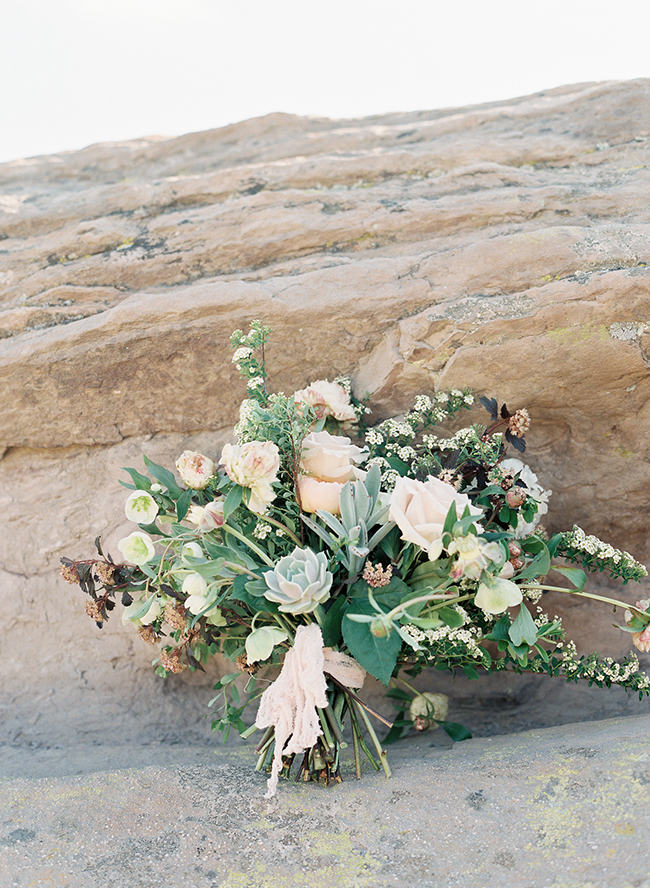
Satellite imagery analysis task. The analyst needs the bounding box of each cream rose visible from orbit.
[293,380,356,422]
[389,476,482,560]
[220,440,280,514]
[299,431,367,514]
[300,431,366,483]
[175,451,216,490]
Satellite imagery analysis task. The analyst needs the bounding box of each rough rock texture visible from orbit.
[2,79,650,753]
[2,717,650,888]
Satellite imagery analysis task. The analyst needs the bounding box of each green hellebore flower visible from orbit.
[117,531,156,566]
[474,573,523,615]
[124,490,159,525]
[245,626,289,664]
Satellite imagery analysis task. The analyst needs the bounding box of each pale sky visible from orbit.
[2,0,649,165]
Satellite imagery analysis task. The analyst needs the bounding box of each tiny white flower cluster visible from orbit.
[247,376,265,390]
[523,582,543,605]
[561,641,650,688]
[402,614,484,660]
[423,427,477,452]
[563,525,647,575]
[253,522,272,540]
[414,395,432,411]
[234,399,257,442]
[384,419,416,439]
[232,346,253,364]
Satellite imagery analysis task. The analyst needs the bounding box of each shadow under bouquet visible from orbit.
[62,321,650,797]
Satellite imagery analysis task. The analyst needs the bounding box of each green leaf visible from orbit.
[509,604,538,646]
[486,614,511,642]
[442,501,459,536]
[551,565,587,591]
[176,487,195,523]
[520,536,545,555]
[516,543,551,580]
[230,574,279,614]
[120,467,152,490]
[223,485,244,521]
[321,595,348,647]
[385,687,412,702]
[348,575,414,610]
[436,606,464,629]
[382,711,409,745]
[342,601,402,685]
[409,558,451,594]
[462,664,480,679]
[245,578,269,597]
[545,533,564,559]
[135,521,163,536]
[437,720,472,742]
[143,454,183,498]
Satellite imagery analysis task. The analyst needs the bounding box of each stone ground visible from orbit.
[1,714,649,888]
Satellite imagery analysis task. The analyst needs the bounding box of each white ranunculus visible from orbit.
[389,476,482,560]
[175,451,216,489]
[293,379,356,422]
[117,531,156,566]
[474,575,523,614]
[245,626,289,663]
[187,500,225,532]
[263,547,333,614]
[124,490,159,525]
[220,440,280,514]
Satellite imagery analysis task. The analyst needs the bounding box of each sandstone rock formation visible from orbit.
[2,79,650,751]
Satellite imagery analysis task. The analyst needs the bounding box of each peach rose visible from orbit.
[298,476,345,515]
[389,475,482,560]
[298,431,367,514]
[632,625,650,653]
[293,380,356,422]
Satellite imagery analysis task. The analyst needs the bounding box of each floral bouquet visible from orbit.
[62,321,650,797]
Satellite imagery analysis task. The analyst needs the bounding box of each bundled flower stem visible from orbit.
[63,321,650,792]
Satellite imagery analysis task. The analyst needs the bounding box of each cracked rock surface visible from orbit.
[1,80,650,757]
